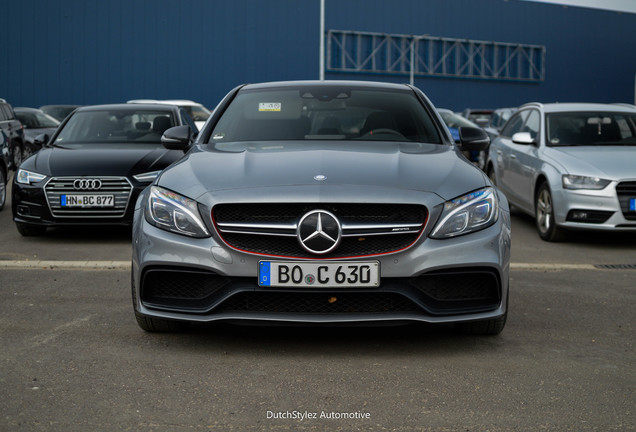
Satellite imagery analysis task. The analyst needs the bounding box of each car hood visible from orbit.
[23,143,183,177]
[546,146,636,179]
[157,141,487,201]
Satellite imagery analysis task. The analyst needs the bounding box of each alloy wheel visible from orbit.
[536,188,553,235]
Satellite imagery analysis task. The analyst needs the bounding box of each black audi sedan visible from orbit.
[12,103,197,236]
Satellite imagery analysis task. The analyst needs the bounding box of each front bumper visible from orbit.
[132,208,511,325]
[553,181,636,231]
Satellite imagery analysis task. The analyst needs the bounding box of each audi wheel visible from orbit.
[535,182,566,242]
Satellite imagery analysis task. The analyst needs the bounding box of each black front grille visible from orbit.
[45,176,132,218]
[616,181,636,220]
[215,292,421,314]
[220,231,421,258]
[141,268,230,310]
[214,203,426,224]
[213,203,427,258]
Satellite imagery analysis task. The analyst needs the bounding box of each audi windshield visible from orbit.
[54,109,177,144]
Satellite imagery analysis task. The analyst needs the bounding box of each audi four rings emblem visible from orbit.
[297,210,342,255]
[73,179,103,190]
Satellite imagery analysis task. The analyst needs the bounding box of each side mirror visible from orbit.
[161,125,192,151]
[511,131,536,145]
[458,127,490,151]
[34,134,49,146]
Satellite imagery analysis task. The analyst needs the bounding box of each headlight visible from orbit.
[16,169,47,184]
[133,170,161,183]
[562,175,611,190]
[430,187,499,239]
[145,186,210,238]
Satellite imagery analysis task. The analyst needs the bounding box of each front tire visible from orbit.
[10,141,23,169]
[535,182,566,242]
[457,313,507,335]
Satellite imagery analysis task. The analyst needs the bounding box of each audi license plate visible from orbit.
[258,261,380,288]
[630,198,636,211]
[61,194,114,208]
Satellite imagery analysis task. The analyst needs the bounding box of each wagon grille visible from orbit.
[213,203,427,258]
[45,176,133,218]
[616,181,636,220]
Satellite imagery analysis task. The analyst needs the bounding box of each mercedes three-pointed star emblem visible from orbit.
[297,210,342,255]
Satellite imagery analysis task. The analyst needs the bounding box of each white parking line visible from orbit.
[0,260,131,270]
[0,260,629,271]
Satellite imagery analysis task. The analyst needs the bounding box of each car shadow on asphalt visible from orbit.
[142,322,509,356]
[34,225,132,242]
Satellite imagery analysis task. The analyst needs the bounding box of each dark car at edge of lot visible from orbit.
[14,107,61,160]
[0,98,26,170]
[11,103,198,236]
[131,80,511,335]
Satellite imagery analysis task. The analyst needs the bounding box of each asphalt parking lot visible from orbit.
[1,181,635,431]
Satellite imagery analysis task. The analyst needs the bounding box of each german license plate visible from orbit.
[258,261,380,288]
[630,198,636,211]
[61,194,115,207]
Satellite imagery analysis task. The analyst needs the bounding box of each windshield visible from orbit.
[54,109,176,144]
[208,86,441,144]
[439,110,478,128]
[182,105,211,122]
[16,111,60,128]
[547,111,636,147]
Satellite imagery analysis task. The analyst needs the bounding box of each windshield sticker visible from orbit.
[259,103,282,112]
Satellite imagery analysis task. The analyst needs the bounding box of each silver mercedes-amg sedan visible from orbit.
[131,81,511,334]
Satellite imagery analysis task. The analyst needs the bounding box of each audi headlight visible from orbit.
[430,187,499,239]
[562,175,611,190]
[145,186,210,238]
[16,169,47,184]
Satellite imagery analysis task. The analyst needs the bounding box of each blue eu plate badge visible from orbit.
[259,261,271,286]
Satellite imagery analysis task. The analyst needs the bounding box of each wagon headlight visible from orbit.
[562,175,611,190]
[16,169,47,184]
[145,186,210,238]
[430,187,498,239]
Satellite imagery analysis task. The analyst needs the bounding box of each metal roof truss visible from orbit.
[326,29,546,82]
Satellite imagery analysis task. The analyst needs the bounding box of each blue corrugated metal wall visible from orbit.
[2,0,635,112]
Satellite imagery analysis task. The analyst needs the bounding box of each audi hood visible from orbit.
[545,146,636,180]
[156,140,488,202]
[22,143,183,177]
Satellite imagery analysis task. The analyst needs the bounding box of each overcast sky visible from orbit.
[524,0,636,14]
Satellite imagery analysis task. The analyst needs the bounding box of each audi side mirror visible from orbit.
[512,132,536,146]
